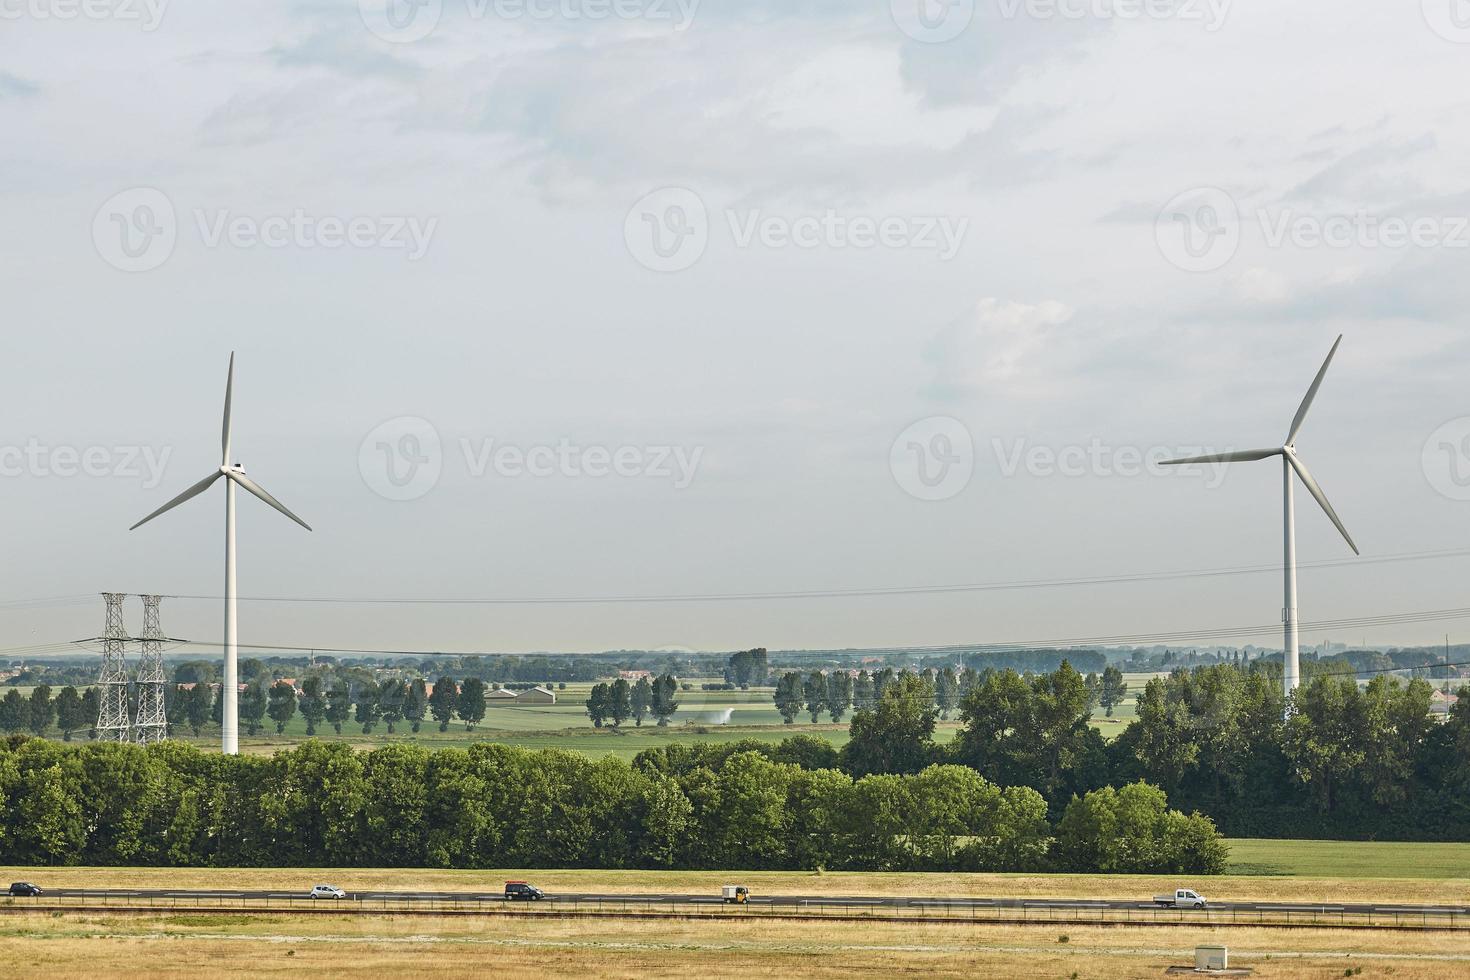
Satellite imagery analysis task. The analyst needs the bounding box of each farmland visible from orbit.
[121,672,1151,758]
[3,858,1468,979]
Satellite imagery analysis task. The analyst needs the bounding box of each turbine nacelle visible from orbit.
[1160,335,1356,556]
[130,354,312,534]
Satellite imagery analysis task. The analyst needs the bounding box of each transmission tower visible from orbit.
[132,595,168,744]
[96,593,131,741]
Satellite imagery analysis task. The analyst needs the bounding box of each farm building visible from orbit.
[514,686,556,705]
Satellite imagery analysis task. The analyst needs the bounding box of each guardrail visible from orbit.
[2,894,1465,931]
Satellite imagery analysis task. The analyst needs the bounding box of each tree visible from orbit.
[840,674,938,777]
[429,676,458,732]
[355,681,382,734]
[0,689,28,733]
[80,687,99,738]
[630,676,652,726]
[298,676,327,736]
[609,679,632,728]
[1054,782,1227,875]
[54,686,87,741]
[26,685,54,736]
[585,683,611,728]
[458,677,487,731]
[852,670,875,710]
[239,683,267,736]
[185,685,212,736]
[379,679,407,734]
[773,672,803,724]
[1099,665,1129,718]
[1131,677,1199,798]
[935,667,960,720]
[650,673,679,726]
[404,678,427,733]
[827,671,853,723]
[952,662,1108,809]
[804,671,827,723]
[267,681,298,734]
[726,648,769,687]
[325,682,351,734]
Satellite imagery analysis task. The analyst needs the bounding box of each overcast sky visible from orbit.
[4,1,1470,658]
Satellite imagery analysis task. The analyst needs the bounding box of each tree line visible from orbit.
[769,665,1127,724]
[796,662,1470,840]
[0,734,1223,874]
[585,674,679,727]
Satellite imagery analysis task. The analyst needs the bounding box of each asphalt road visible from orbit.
[16,887,1468,916]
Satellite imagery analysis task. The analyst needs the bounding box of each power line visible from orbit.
[58,602,1470,661]
[34,544,1469,608]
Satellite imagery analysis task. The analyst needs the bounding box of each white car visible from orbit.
[310,884,346,900]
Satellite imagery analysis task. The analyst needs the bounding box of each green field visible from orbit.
[1226,838,1470,879]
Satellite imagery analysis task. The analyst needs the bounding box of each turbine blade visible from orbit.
[130,471,223,531]
[222,352,235,466]
[1286,335,1342,447]
[1159,448,1282,465]
[1286,453,1358,555]
[229,472,312,531]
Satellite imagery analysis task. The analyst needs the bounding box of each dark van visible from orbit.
[504,881,544,900]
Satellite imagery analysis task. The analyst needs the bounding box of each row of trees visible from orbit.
[585,675,679,728]
[817,661,1470,839]
[0,686,94,740]
[773,665,1132,727]
[157,675,513,738]
[0,735,1224,873]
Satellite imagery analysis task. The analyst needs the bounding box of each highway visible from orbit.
[23,887,1470,917]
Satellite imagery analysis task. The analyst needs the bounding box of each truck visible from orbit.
[1153,888,1208,909]
[721,885,749,904]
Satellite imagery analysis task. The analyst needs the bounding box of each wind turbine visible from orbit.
[131,354,311,754]
[1161,335,1357,709]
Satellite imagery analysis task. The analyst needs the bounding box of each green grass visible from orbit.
[1225,838,1470,879]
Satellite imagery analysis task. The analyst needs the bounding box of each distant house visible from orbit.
[619,670,653,681]
[487,688,518,701]
[1430,689,1459,719]
[514,686,556,705]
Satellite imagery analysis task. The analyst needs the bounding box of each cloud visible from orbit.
[0,72,38,99]
[923,298,1076,400]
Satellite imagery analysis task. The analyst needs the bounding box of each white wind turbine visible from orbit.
[1161,335,1358,709]
[131,353,312,754]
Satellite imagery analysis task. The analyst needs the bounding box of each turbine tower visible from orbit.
[130,354,312,754]
[1161,335,1358,710]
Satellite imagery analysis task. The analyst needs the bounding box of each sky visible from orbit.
[3,0,1470,658]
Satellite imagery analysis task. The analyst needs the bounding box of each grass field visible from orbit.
[1227,839,1470,879]
[7,912,1469,979]
[3,859,1468,979]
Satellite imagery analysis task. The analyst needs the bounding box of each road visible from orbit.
[22,887,1469,917]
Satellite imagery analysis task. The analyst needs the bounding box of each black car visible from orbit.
[504,881,544,900]
[8,883,41,897]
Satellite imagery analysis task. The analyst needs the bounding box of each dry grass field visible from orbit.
[4,861,1466,978]
[4,911,1469,978]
